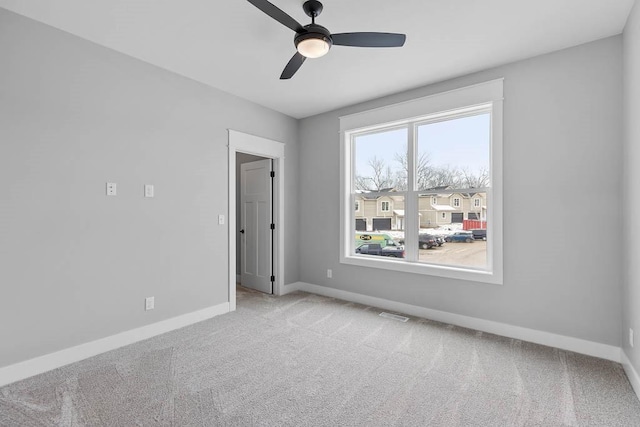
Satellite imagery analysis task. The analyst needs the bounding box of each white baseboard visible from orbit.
[622,351,640,401]
[286,282,621,363]
[282,281,303,294]
[0,302,230,387]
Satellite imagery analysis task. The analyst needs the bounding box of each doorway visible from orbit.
[228,130,285,311]
[238,156,273,294]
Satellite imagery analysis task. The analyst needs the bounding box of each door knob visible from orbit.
[239,229,245,234]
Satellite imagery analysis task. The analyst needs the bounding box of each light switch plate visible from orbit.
[145,296,155,311]
[144,184,154,198]
[218,214,225,225]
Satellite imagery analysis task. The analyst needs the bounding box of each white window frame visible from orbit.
[452,197,461,208]
[355,200,361,212]
[339,79,503,285]
[380,200,391,212]
[432,196,437,205]
[474,198,481,208]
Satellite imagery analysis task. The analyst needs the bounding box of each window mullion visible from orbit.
[405,124,419,262]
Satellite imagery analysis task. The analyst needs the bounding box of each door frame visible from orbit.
[228,130,285,311]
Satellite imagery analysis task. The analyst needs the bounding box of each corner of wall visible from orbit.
[622,0,640,399]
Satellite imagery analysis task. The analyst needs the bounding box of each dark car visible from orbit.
[418,234,437,249]
[445,231,475,243]
[470,229,487,241]
[355,243,405,258]
[396,234,442,249]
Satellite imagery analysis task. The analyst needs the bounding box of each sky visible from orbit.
[354,113,491,186]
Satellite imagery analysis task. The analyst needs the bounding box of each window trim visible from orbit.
[380,200,391,212]
[339,79,503,285]
[355,199,361,213]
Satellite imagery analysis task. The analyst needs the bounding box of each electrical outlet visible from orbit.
[218,214,225,225]
[106,183,117,196]
[145,296,155,311]
[327,269,332,279]
[144,184,154,198]
[630,328,635,348]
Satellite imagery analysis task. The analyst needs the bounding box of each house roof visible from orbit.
[393,210,421,217]
[432,205,457,211]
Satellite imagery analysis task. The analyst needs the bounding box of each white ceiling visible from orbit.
[0,0,634,118]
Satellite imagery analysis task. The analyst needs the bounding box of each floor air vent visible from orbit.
[379,312,409,322]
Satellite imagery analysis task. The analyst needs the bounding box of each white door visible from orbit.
[240,159,273,294]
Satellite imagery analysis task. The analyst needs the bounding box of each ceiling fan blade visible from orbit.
[247,0,304,33]
[280,52,306,79]
[331,32,406,48]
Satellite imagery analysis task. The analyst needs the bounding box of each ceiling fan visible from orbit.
[247,0,406,79]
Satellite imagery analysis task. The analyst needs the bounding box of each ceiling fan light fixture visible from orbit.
[295,30,332,58]
[297,37,330,58]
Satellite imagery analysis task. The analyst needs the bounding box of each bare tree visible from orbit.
[428,165,462,188]
[392,152,408,191]
[355,156,396,191]
[355,151,490,192]
[394,151,432,190]
[459,167,490,188]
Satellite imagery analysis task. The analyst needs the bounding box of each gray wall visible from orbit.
[623,2,640,370]
[298,36,623,346]
[235,152,267,277]
[0,9,298,368]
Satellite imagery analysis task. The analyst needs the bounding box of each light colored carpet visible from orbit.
[1,286,639,426]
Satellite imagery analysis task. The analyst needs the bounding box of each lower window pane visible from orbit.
[354,194,405,259]
[417,191,487,269]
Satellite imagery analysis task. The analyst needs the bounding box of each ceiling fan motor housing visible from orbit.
[295,24,332,46]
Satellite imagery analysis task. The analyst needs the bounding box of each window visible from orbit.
[355,200,360,212]
[340,79,503,284]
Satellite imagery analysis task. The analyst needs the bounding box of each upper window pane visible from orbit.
[354,128,408,191]
[416,113,490,191]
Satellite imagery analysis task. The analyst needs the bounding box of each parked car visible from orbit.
[445,231,475,243]
[355,243,405,258]
[418,234,437,249]
[396,234,443,249]
[432,234,446,246]
[470,229,487,241]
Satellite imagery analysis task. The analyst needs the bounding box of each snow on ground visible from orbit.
[385,223,464,241]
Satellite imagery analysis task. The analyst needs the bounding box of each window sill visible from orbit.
[340,254,503,285]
